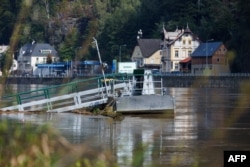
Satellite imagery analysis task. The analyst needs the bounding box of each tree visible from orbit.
[46,54,53,64]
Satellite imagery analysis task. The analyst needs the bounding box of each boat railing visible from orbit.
[131,79,164,95]
[104,76,165,96]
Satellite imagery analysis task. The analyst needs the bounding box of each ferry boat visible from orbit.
[114,69,175,113]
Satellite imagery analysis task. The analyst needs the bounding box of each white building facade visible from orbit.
[161,25,200,73]
[17,43,59,75]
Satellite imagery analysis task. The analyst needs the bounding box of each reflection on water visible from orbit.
[1,86,250,166]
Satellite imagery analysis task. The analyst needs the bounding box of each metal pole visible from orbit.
[206,39,214,70]
[119,44,126,62]
[119,45,121,62]
[206,42,208,69]
[93,37,109,97]
[75,47,82,75]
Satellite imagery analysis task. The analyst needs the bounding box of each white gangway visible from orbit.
[0,78,127,113]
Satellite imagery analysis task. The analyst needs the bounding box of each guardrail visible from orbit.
[0,76,102,110]
[0,74,133,112]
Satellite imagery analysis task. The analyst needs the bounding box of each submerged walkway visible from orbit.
[0,76,126,112]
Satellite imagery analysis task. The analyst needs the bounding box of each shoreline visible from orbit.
[1,75,250,88]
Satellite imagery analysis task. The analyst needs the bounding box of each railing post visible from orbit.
[44,89,50,99]
[16,95,24,111]
[16,94,22,105]
[44,89,52,110]
[72,82,78,93]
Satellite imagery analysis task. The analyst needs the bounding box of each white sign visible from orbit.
[118,62,137,74]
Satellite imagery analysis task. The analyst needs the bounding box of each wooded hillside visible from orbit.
[0,0,249,72]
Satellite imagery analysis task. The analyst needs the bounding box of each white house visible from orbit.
[17,43,59,75]
[0,45,19,75]
[161,25,200,72]
[0,45,9,55]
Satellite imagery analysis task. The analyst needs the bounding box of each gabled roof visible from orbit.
[21,43,58,57]
[137,39,161,58]
[162,25,200,45]
[191,42,222,57]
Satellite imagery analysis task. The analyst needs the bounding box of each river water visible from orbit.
[1,85,250,167]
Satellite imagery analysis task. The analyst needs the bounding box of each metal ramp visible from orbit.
[0,77,127,113]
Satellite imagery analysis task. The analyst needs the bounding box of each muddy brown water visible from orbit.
[1,86,250,166]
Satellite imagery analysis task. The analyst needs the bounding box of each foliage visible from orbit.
[0,0,249,72]
[46,54,53,64]
[0,120,117,167]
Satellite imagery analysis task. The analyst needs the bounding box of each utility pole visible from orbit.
[93,37,108,97]
[119,44,126,62]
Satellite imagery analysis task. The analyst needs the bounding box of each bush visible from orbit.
[0,120,117,167]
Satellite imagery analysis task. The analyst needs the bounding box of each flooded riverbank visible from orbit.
[1,87,250,166]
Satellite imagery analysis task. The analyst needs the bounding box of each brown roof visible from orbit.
[137,39,161,58]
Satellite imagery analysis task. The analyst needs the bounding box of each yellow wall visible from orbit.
[144,50,162,65]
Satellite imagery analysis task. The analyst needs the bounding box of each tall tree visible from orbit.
[0,0,21,44]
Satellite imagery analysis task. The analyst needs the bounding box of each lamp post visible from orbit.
[137,29,143,39]
[74,46,82,75]
[75,46,82,61]
[206,39,214,70]
[119,44,126,62]
[92,37,108,97]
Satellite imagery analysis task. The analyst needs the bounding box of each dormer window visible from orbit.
[40,49,52,54]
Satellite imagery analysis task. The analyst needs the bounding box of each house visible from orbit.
[0,45,8,75]
[0,45,19,75]
[17,42,59,75]
[131,39,162,69]
[191,42,230,74]
[0,45,9,57]
[161,25,200,73]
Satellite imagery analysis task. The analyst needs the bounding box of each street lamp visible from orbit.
[137,29,143,39]
[206,39,214,69]
[74,47,82,75]
[75,46,82,61]
[92,37,108,97]
[119,44,126,62]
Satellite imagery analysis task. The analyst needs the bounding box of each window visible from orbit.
[189,40,191,45]
[175,50,179,57]
[183,40,186,45]
[188,50,192,56]
[217,58,220,62]
[182,51,186,57]
[36,57,39,62]
[174,63,179,70]
[40,49,52,54]
[43,58,46,63]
